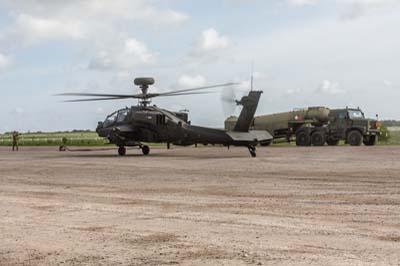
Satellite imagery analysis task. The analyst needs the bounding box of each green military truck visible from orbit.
[225,107,380,146]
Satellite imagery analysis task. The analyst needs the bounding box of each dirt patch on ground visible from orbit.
[0,146,400,265]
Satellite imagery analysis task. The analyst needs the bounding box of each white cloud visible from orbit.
[252,72,266,79]
[383,80,393,87]
[286,0,398,17]
[198,28,230,51]
[14,14,84,43]
[344,0,398,7]
[231,79,253,93]
[177,75,207,88]
[95,107,104,114]
[0,1,189,49]
[188,28,231,62]
[285,88,302,96]
[339,0,400,20]
[228,71,269,92]
[287,0,319,7]
[317,80,347,95]
[0,53,12,71]
[89,38,157,70]
[0,0,189,25]
[124,39,156,64]
[12,107,24,115]
[77,0,189,24]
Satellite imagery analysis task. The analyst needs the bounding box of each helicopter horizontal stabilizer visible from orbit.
[249,130,273,142]
[226,130,272,143]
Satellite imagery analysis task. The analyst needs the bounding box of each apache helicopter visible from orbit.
[59,77,272,157]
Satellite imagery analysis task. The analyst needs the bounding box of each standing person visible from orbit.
[12,131,20,151]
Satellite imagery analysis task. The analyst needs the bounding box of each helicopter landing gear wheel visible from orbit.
[59,145,66,151]
[248,145,256,158]
[118,146,126,156]
[141,145,150,155]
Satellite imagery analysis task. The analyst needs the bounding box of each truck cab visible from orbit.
[327,108,379,146]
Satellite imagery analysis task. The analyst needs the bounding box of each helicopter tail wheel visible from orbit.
[248,145,257,158]
[118,146,126,156]
[59,145,66,152]
[142,145,150,155]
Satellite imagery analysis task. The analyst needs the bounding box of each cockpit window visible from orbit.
[348,110,364,119]
[104,112,118,127]
[117,109,129,123]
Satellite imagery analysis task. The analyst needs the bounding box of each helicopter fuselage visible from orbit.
[96,105,260,147]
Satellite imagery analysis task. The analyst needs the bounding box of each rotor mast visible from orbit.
[134,77,155,107]
[139,84,150,106]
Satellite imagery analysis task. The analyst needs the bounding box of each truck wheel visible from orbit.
[311,131,326,146]
[326,139,339,146]
[347,130,362,146]
[296,130,310,146]
[363,135,377,146]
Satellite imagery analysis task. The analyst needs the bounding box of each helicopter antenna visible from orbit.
[250,61,254,91]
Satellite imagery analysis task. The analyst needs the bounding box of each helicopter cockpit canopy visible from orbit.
[104,108,130,127]
[104,112,117,127]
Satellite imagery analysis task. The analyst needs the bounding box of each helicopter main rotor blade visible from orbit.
[58,91,213,102]
[137,89,221,99]
[62,97,131,102]
[56,93,137,98]
[57,82,240,102]
[156,91,214,97]
[158,82,240,96]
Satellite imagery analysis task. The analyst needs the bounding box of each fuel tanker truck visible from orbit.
[225,107,380,146]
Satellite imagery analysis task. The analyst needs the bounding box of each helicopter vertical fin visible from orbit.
[233,91,262,132]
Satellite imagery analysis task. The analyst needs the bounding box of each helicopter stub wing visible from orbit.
[115,125,136,133]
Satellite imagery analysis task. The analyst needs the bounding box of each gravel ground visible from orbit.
[0,146,399,266]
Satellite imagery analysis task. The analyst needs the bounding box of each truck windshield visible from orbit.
[348,110,364,119]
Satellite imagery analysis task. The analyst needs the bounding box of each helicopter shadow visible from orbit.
[58,150,248,160]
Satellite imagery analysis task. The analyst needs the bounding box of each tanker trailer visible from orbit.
[225,107,330,146]
[254,106,330,142]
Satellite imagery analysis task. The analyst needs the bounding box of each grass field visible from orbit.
[381,129,400,145]
[0,129,399,147]
[0,131,108,146]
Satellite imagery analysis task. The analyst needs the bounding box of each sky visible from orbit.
[0,0,399,132]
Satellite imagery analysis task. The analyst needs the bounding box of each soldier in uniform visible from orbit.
[12,131,20,151]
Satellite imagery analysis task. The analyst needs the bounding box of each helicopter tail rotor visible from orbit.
[221,85,248,117]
